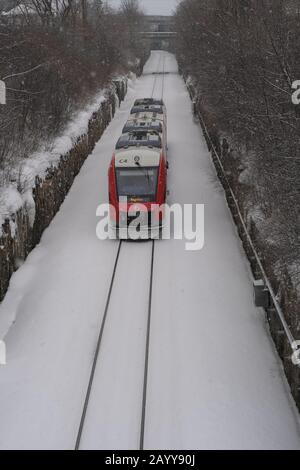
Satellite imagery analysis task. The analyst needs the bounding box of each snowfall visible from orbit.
[0,51,299,450]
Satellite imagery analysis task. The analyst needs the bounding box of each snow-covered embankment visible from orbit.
[0,77,129,302]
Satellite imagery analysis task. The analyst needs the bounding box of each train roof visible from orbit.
[114,147,161,168]
[130,111,165,122]
[115,130,162,150]
[133,98,165,107]
[122,119,163,134]
[130,105,164,115]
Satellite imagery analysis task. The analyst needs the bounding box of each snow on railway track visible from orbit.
[76,56,167,450]
[0,52,299,450]
[76,241,155,450]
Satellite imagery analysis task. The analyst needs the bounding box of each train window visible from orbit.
[116,167,158,201]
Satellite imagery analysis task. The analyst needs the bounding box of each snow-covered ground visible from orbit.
[0,52,299,450]
[0,91,108,232]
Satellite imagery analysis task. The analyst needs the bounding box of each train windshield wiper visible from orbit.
[135,161,150,186]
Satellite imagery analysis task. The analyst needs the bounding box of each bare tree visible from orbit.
[175,0,300,321]
[0,0,147,185]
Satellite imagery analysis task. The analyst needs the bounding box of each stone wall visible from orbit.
[0,78,127,302]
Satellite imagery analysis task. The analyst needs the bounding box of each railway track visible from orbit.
[74,240,156,450]
[139,240,155,450]
[75,241,122,450]
[139,53,166,450]
[151,52,166,99]
[74,59,167,450]
[150,53,163,98]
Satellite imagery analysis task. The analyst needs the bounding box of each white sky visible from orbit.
[105,0,179,15]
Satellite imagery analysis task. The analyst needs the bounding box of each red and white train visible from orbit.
[108,98,168,238]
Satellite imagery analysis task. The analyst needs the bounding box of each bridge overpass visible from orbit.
[138,15,177,51]
[138,32,177,39]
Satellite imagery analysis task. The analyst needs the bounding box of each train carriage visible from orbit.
[130,104,165,117]
[133,98,166,115]
[108,98,168,239]
[122,119,162,134]
[108,128,168,238]
[122,118,167,150]
[133,98,164,106]
[129,98,167,145]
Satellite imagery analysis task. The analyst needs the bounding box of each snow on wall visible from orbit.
[0,91,108,233]
[0,74,129,235]
[0,76,134,236]
[0,76,129,302]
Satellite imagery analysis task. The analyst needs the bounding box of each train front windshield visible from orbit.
[116,167,158,201]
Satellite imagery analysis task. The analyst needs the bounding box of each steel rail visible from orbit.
[150,53,163,98]
[74,241,123,450]
[139,240,155,450]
